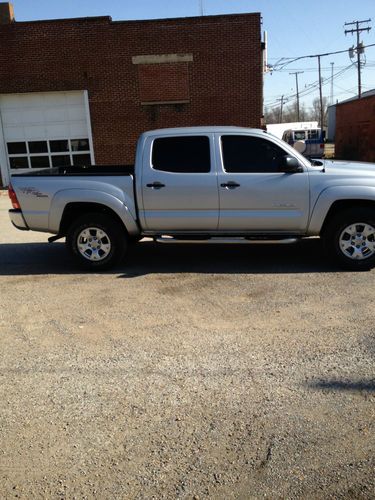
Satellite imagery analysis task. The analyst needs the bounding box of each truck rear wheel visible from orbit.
[323,207,375,270]
[66,212,127,270]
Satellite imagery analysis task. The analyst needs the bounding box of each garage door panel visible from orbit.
[23,125,47,139]
[66,93,84,105]
[0,95,23,108]
[69,122,88,137]
[4,126,25,141]
[68,106,85,121]
[43,93,67,106]
[1,110,22,125]
[22,94,45,107]
[22,107,46,123]
[47,123,71,138]
[44,107,68,122]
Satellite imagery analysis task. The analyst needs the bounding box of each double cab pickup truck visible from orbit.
[8,126,375,271]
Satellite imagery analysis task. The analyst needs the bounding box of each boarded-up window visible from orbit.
[137,63,190,104]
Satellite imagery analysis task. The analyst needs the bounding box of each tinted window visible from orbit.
[9,157,29,169]
[28,141,48,153]
[73,154,91,166]
[221,136,287,173]
[71,139,89,151]
[30,156,50,168]
[152,136,210,173]
[7,142,27,154]
[50,140,69,152]
[52,155,71,167]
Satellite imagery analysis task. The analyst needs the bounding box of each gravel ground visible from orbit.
[0,192,374,499]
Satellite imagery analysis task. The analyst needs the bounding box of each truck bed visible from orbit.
[11,165,135,177]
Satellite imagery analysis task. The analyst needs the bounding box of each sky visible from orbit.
[12,0,375,114]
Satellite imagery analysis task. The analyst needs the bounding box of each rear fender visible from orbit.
[49,189,139,235]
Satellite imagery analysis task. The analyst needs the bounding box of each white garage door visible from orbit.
[0,90,95,185]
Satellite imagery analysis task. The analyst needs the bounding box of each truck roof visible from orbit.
[142,126,268,136]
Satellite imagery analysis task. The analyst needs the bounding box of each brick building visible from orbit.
[335,90,375,162]
[0,2,263,186]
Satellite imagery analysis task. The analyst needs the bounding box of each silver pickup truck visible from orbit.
[8,126,375,271]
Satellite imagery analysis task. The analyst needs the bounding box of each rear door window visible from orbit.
[307,130,320,140]
[152,136,210,173]
[293,131,306,141]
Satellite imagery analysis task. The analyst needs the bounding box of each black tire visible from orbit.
[66,212,127,270]
[322,207,375,270]
[128,235,143,245]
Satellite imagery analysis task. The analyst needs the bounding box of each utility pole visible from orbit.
[199,0,204,15]
[289,71,304,121]
[345,19,371,98]
[276,95,285,122]
[318,55,324,129]
[330,62,334,105]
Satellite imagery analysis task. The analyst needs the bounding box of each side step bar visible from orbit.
[155,236,299,245]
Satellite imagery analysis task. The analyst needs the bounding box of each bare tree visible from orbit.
[309,97,329,127]
[264,106,280,124]
[264,101,308,124]
[265,98,328,126]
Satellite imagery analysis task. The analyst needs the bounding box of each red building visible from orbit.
[335,90,375,162]
[0,2,263,186]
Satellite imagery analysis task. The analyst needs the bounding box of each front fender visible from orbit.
[49,189,139,235]
[308,186,375,235]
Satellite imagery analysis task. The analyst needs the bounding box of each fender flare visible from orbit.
[48,189,139,235]
[308,186,375,235]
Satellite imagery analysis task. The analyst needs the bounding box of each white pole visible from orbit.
[0,105,10,187]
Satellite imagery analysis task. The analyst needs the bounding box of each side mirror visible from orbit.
[311,159,323,167]
[280,155,303,173]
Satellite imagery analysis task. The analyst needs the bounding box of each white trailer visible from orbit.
[266,121,319,139]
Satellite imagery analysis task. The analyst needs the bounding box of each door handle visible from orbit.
[146,182,166,189]
[220,181,240,189]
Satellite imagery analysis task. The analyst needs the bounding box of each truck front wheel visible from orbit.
[66,212,127,270]
[323,208,375,270]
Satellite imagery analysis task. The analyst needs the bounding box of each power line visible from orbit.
[265,38,375,112]
[267,65,352,105]
[273,63,375,72]
[265,64,356,110]
[271,42,375,71]
[267,65,354,108]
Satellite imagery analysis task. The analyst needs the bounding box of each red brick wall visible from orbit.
[335,95,375,162]
[0,13,262,165]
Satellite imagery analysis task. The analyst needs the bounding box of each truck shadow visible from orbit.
[0,238,354,276]
[307,379,375,393]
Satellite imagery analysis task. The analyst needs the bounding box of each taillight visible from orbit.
[320,143,324,149]
[8,184,21,210]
